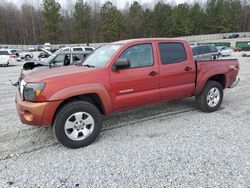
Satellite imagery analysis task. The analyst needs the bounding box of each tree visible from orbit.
[152,2,173,37]
[143,8,154,37]
[100,1,125,42]
[190,3,206,35]
[126,1,144,38]
[0,16,5,43]
[171,3,193,36]
[74,0,91,43]
[205,0,241,33]
[42,0,62,43]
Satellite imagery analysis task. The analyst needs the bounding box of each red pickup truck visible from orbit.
[16,38,240,148]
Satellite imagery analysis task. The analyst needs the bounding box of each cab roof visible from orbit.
[112,38,187,45]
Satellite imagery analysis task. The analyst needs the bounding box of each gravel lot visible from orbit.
[0,53,250,187]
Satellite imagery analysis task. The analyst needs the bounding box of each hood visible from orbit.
[24,65,100,83]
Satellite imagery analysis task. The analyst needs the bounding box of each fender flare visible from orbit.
[195,67,229,95]
[48,83,113,114]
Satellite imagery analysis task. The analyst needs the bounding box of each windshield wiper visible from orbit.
[83,64,95,68]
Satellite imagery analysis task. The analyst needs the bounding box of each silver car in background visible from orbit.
[216,46,233,56]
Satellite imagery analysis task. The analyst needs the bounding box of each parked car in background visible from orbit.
[71,46,95,52]
[21,51,90,77]
[44,43,52,51]
[28,47,36,52]
[59,46,95,52]
[38,48,53,60]
[10,49,33,61]
[191,45,219,60]
[36,45,44,51]
[216,46,233,56]
[0,49,17,66]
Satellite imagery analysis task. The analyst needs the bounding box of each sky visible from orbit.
[6,0,203,9]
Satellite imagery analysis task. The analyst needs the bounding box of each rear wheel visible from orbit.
[196,81,223,112]
[53,101,102,149]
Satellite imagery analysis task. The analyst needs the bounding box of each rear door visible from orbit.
[110,43,160,111]
[157,41,196,101]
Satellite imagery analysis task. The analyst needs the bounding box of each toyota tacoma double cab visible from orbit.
[15,38,240,148]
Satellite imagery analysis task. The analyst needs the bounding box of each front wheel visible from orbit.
[196,81,223,112]
[53,101,102,149]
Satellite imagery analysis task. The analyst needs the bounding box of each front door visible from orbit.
[110,43,160,111]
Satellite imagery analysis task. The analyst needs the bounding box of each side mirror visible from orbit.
[112,58,130,71]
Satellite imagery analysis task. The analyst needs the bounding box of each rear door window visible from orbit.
[158,43,187,64]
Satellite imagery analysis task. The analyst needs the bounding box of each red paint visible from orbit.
[16,38,239,126]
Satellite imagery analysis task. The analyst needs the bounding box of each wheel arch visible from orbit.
[46,84,113,126]
[195,73,227,96]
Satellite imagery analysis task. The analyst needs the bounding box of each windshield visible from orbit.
[83,44,122,68]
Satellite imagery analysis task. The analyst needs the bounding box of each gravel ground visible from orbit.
[0,52,250,187]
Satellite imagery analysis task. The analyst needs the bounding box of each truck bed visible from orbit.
[194,58,239,95]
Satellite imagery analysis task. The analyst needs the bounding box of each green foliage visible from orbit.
[126,1,144,38]
[171,3,193,36]
[143,9,154,37]
[42,0,62,43]
[0,16,5,42]
[153,2,173,37]
[74,0,91,43]
[0,0,248,44]
[100,1,125,42]
[206,0,242,33]
[190,3,207,34]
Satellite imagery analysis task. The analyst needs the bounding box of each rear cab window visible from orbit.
[158,42,187,64]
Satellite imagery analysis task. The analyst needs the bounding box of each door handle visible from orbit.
[184,66,192,71]
[148,71,158,76]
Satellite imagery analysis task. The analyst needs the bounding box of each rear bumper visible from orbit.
[229,77,240,88]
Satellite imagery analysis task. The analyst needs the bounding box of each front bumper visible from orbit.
[15,92,48,126]
[15,93,62,127]
[229,77,240,88]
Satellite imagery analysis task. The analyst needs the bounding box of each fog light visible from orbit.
[24,110,33,121]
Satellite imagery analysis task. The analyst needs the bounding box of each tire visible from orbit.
[196,81,223,112]
[53,101,102,149]
[25,55,31,60]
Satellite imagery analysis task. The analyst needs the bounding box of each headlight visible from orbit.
[24,83,45,101]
